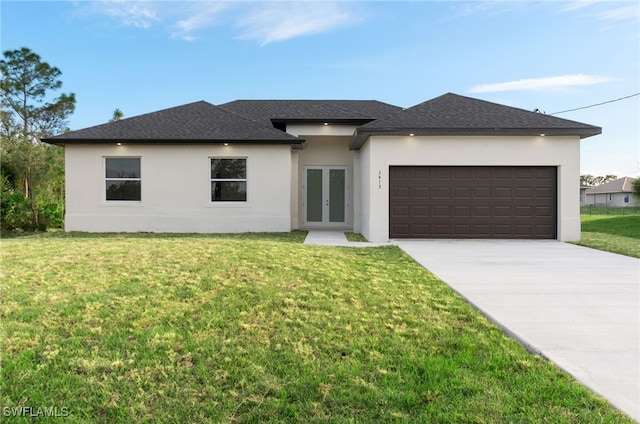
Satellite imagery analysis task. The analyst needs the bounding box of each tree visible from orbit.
[632,178,640,201]
[580,174,618,186]
[110,108,123,122]
[1,47,75,229]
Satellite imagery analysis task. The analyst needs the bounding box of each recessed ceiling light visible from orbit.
[409,133,415,137]
[323,122,329,126]
[116,142,122,146]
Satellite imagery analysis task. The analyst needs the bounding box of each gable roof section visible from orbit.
[43,101,301,145]
[586,177,637,194]
[350,93,602,149]
[219,100,402,126]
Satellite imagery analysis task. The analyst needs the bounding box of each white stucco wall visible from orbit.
[64,144,292,233]
[359,135,582,242]
[585,192,637,207]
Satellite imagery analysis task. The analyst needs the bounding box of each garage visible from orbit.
[389,166,557,239]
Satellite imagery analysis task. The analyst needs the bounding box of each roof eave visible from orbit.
[41,138,305,146]
[349,127,602,150]
[271,118,374,126]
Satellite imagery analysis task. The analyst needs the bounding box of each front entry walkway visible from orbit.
[394,239,640,421]
[303,230,388,247]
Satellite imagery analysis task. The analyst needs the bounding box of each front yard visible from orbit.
[1,232,633,422]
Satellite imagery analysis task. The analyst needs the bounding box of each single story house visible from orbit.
[43,93,601,242]
[585,177,638,207]
[580,184,591,206]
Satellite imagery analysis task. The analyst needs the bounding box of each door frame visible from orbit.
[303,165,349,227]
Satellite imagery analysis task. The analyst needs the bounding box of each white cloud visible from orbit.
[171,2,231,41]
[469,74,616,93]
[235,2,357,46]
[561,0,639,22]
[73,1,360,45]
[93,0,160,29]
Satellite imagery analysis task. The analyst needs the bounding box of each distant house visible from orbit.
[580,184,591,206]
[585,177,638,207]
[43,93,602,241]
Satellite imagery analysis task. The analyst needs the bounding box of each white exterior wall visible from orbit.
[359,135,581,242]
[65,144,292,233]
[585,192,637,207]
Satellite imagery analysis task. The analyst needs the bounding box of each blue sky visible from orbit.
[2,0,638,176]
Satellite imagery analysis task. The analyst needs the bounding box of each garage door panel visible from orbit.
[389,166,556,239]
[433,206,450,217]
[474,187,491,198]
[433,168,451,179]
[515,187,532,198]
[514,206,532,217]
[413,187,429,198]
[433,187,450,198]
[453,206,471,217]
[413,206,429,217]
[391,186,410,199]
[391,205,410,217]
[494,187,512,198]
[495,206,511,216]
[474,206,491,217]
[454,187,471,198]
[535,187,553,198]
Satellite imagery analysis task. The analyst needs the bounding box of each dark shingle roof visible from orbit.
[43,94,601,150]
[586,177,637,194]
[219,100,402,126]
[351,93,602,149]
[43,101,300,145]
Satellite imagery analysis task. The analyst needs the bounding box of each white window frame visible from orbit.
[210,157,248,203]
[104,157,142,202]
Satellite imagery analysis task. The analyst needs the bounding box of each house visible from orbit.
[580,184,591,206]
[43,93,601,242]
[585,177,638,207]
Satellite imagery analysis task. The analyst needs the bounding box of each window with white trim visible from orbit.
[105,157,141,201]
[210,158,246,202]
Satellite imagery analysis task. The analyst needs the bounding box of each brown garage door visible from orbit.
[389,166,556,239]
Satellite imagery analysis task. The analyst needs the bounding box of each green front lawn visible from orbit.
[575,215,640,258]
[1,233,632,423]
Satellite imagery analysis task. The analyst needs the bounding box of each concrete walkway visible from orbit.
[394,239,640,421]
[303,230,388,247]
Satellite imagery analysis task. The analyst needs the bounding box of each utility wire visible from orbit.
[549,92,640,115]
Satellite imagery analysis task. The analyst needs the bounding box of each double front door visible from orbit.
[304,166,348,227]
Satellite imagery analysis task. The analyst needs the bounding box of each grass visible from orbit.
[575,215,640,258]
[1,232,633,423]
[344,232,368,242]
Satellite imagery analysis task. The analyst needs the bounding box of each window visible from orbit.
[105,157,141,201]
[211,158,246,202]
[624,194,629,203]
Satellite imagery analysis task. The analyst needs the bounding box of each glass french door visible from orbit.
[304,166,348,226]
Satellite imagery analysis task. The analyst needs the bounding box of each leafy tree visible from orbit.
[1,47,75,229]
[580,174,618,186]
[110,108,123,122]
[632,178,640,201]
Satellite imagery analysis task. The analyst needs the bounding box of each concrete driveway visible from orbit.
[394,239,639,421]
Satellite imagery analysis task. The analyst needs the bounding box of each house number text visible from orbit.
[378,170,382,189]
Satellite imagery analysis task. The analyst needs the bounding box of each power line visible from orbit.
[549,92,640,115]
